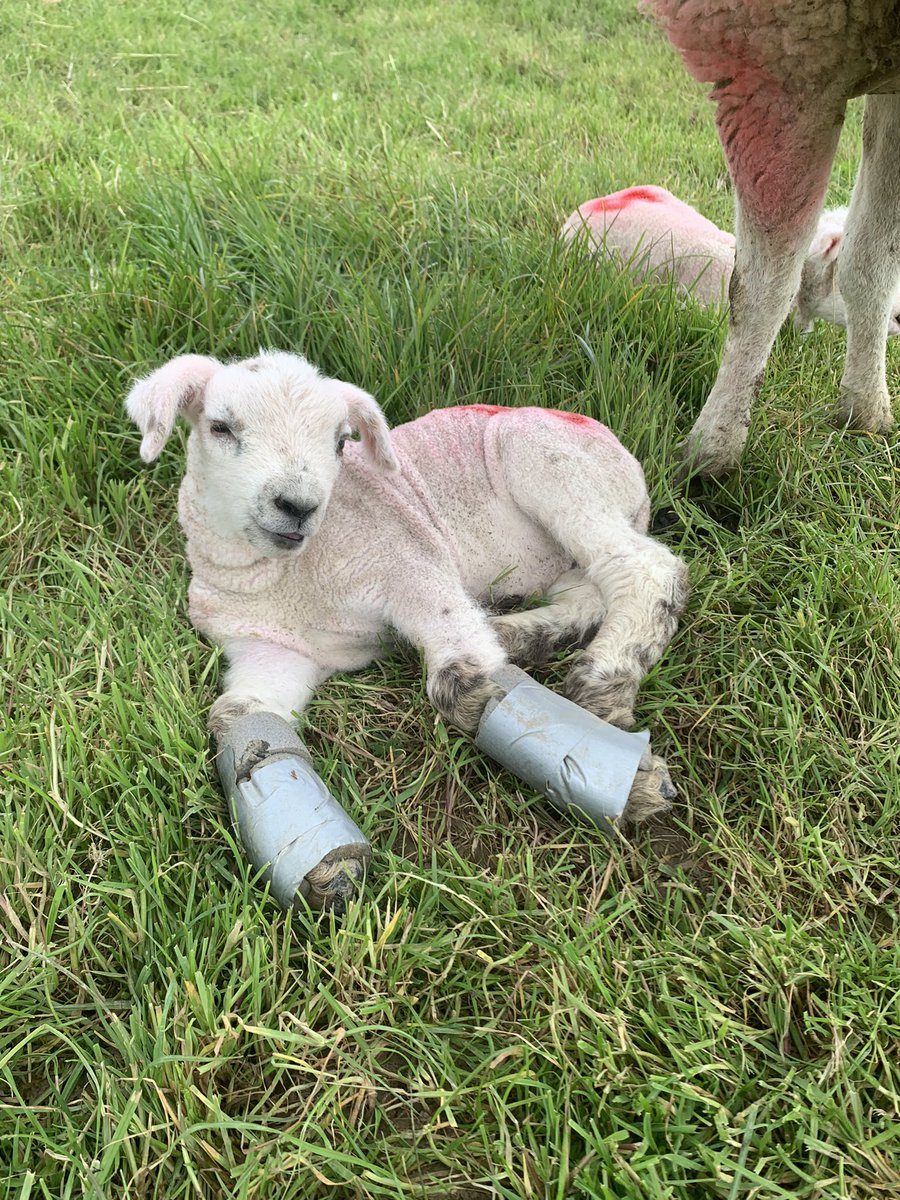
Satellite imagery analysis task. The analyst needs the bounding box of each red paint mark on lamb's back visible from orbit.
[549,410,592,427]
[543,409,619,444]
[447,404,507,416]
[438,404,619,446]
[585,187,670,215]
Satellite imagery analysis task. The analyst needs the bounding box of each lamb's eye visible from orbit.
[210,421,235,439]
[336,433,349,455]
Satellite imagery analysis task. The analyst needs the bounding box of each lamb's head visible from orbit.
[126,350,397,556]
[796,209,900,336]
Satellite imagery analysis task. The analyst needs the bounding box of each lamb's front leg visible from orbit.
[208,638,368,913]
[387,583,508,732]
[208,637,328,738]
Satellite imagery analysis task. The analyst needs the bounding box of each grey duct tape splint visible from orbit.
[476,664,648,831]
[217,668,647,911]
[216,711,371,913]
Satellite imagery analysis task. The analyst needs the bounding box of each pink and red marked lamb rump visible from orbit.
[561,185,900,333]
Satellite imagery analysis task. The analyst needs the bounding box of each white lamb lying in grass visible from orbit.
[127,350,689,824]
[561,187,900,335]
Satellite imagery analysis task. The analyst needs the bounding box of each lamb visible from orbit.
[642,1,900,474]
[562,186,736,308]
[560,187,900,334]
[126,349,689,828]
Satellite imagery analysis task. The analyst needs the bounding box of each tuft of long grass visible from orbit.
[2,1,898,1197]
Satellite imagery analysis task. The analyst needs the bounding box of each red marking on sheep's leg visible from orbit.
[679,101,844,476]
[713,81,841,245]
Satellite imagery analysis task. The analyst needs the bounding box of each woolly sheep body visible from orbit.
[643,0,900,473]
[127,350,689,824]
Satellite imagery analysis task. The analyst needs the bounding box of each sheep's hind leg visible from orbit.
[679,98,843,475]
[835,93,900,432]
[490,569,604,666]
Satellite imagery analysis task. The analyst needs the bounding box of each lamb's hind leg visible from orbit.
[562,526,689,730]
[490,568,604,666]
[558,529,687,824]
[835,93,900,432]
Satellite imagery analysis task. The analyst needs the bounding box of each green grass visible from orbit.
[2,0,899,1196]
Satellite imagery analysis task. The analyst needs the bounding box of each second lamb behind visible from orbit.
[561,186,900,335]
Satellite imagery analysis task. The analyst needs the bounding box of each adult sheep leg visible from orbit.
[835,93,900,432]
[680,102,844,475]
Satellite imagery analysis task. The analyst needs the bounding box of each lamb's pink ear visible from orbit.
[809,227,842,264]
[340,383,398,472]
[125,354,220,462]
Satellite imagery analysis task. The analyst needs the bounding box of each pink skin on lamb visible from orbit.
[562,186,736,305]
[642,0,900,474]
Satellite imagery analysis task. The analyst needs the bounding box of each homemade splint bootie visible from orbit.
[216,712,371,914]
[476,664,651,831]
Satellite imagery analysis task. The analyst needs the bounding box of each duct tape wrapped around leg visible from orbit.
[475,664,656,832]
[216,712,371,913]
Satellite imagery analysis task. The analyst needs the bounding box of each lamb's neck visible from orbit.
[177,479,286,595]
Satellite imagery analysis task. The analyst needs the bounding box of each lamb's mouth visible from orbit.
[253,521,306,550]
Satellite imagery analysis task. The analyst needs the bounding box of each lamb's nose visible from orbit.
[272,495,318,524]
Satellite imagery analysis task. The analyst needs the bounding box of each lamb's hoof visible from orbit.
[430,656,505,733]
[563,659,636,729]
[490,614,555,666]
[301,854,368,915]
[621,754,677,825]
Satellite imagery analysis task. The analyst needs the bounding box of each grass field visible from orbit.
[2,0,899,1196]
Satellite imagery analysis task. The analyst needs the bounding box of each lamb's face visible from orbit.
[798,215,900,336]
[800,267,900,336]
[126,350,398,559]
[191,359,353,557]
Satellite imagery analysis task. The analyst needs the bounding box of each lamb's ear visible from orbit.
[809,226,842,264]
[125,354,221,462]
[340,383,398,472]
